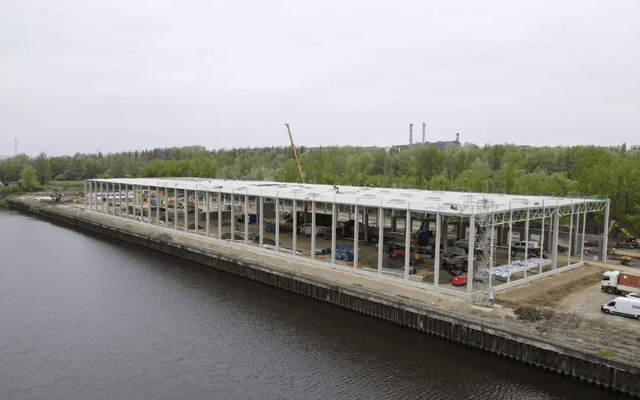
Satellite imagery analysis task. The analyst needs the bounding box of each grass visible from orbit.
[598,350,615,358]
[50,180,85,190]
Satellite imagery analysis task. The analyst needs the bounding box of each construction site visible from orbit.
[82,178,610,303]
[11,183,640,394]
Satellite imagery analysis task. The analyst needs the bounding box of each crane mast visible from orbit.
[285,123,304,183]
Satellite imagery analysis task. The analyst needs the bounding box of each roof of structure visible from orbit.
[91,178,607,216]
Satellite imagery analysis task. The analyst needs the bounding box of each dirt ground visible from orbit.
[494,259,640,361]
[19,191,640,364]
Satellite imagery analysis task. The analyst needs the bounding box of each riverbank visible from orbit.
[8,195,640,397]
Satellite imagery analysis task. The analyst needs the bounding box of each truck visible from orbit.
[601,296,640,320]
[601,270,640,295]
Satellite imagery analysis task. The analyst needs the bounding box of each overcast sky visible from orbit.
[1,0,639,157]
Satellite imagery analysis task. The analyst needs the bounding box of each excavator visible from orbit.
[609,220,640,249]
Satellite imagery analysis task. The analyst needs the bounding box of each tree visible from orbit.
[19,165,38,191]
[33,152,52,185]
[515,173,543,195]
[275,160,301,182]
[50,156,70,179]
[504,164,516,193]
[83,158,101,179]
[0,155,29,186]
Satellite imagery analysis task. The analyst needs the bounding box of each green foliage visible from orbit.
[0,155,30,186]
[33,152,52,185]
[19,165,38,191]
[598,350,614,358]
[0,185,22,195]
[0,199,9,209]
[5,142,640,237]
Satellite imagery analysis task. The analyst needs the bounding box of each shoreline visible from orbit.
[8,196,640,397]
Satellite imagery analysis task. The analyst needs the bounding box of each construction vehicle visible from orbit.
[621,256,640,267]
[285,123,312,214]
[601,270,640,295]
[285,123,304,183]
[167,196,195,212]
[50,187,65,203]
[608,220,640,249]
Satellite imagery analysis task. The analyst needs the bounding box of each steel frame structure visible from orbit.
[84,178,610,301]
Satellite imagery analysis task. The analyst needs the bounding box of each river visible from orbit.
[0,210,619,399]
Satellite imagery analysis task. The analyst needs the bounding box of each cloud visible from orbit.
[1,0,638,156]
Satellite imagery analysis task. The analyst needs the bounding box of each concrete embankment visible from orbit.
[8,198,640,397]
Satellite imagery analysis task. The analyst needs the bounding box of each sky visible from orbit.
[1,0,639,157]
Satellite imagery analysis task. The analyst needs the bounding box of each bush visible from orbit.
[0,185,22,195]
[20,165,38,191]
[0,199,9,209]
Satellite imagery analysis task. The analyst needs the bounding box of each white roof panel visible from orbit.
[91,178,607,216]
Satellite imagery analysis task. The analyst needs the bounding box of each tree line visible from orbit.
[1,143,638,235]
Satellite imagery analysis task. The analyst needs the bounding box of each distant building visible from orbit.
[392,133,461,151]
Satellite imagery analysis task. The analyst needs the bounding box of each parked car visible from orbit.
[298,224,331,236]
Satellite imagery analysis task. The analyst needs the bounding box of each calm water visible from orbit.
[0,210,618,400]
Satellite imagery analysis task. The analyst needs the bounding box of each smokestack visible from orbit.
[15,139,17,156]
[456,133,459,142]
[409,124,413,145]
[422,123,426,145]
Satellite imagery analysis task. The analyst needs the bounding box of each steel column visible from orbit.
[354,203,359,271]
[331,201,337,265]
[184,187,188,233]
[217,189,222,239]
[404,204,411,282]
[244,192,249,246]
[258,194,263,248]
[311,200,316,260]
[467,215,475,294]
[377,204,384,277]
[602,200,610,262]
[434,211,441,287]
[206,191,210,237]
[293,198,298,256]
[195,185,199,235]
[275,194,279,252]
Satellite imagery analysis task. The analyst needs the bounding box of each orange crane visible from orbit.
[285,123,304,183]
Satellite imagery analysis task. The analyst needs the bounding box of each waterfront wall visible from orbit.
[8,199,640,397]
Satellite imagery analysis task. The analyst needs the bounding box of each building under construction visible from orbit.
[84,178,610,303]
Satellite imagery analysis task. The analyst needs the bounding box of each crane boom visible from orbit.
[285,123,304,183]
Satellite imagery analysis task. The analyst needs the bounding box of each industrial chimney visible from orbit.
[409,124,413,145]
[422,123,426,145]
[456,133,460,142]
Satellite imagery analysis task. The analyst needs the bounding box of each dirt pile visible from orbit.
[495,263,608,309]
[514,306,554,321]
[421,270,452,284]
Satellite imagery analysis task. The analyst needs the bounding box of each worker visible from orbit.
[52,186,57,197]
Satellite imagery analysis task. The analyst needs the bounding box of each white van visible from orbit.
[601,296,640,320]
